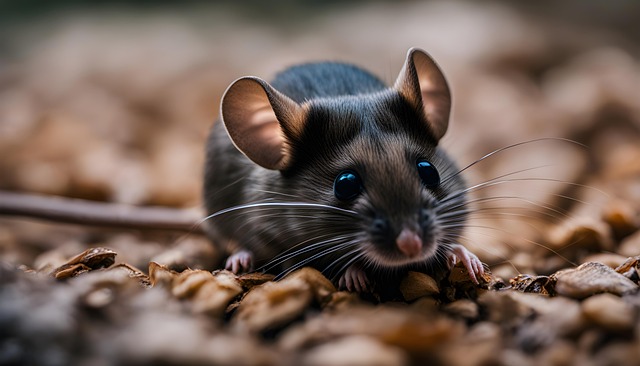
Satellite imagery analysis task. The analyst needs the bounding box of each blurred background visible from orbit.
[0,0,639,273]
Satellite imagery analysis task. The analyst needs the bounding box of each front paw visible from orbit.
[225,250,254,274]
[338,264,370,293]
[447,244,484,284]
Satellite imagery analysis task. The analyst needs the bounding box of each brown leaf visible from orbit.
[148,261,179,287]
[509,274,555,295]
[109,263,151,287]
[52,247,117,279]
[54,263,91,279]
[67,247,117,268]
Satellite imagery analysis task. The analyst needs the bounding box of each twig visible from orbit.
[0,191,204,234]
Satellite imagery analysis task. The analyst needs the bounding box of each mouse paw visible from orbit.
[447,244,484,285]
[338,264,370,293]
[225,250,253,274]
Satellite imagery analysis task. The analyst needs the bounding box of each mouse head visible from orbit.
[220,48,466,269]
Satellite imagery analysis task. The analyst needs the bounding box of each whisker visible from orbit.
[259,234,358,272]
[328,251,367,282]
[438,196,572,221]
[254,190,301,199]
[438,165,560,210]
[456,223,578,268]
[275,239,361,280]
[462,208,564,223]
[441,137,586,184]
[199,201,358,225]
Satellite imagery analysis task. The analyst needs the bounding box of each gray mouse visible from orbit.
[203,47,483,292]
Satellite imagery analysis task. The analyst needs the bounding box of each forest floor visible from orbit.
[1,1,640,365]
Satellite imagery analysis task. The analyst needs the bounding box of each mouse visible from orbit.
[203,47,484,292]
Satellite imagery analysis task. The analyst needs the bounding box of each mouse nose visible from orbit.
[396,228,423,258]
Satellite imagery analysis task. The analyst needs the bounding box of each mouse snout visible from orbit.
[396,228,423,258]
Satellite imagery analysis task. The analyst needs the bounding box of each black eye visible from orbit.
[334,170,363,201]
[417,160,440,188]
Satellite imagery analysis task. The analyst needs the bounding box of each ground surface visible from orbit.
[1,1,640,365]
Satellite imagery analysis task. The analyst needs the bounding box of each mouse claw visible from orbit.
[225,250,254,274]
[448,244,484,285]
[339,264,370,293]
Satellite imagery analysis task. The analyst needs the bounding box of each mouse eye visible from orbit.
[334,170,363,201]
[416,159,440,189]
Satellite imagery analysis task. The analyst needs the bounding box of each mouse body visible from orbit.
[203,48,483,291]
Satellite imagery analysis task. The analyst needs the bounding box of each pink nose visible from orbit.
[396,228,423,257]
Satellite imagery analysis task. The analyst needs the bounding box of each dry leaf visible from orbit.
[52,247,117,279]
[509,274,555,295]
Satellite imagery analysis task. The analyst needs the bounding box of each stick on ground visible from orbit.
[0,191,204,233]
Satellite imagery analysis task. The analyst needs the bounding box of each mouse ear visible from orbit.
[220,76,305,170]
[394,48,451,142]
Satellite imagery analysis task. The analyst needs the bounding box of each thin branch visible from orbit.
[0,191,204,233]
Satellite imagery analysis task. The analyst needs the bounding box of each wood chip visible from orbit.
[581,293,636,332]
[618,231,640,257]
[322,291,362,311]
[301,336,408,366]
[191,270,243,317]
[170,269,243,318]
[237,272,276,291]
[442,299,479,320]
[399,271,440,301]
[552,262,638,299]
[581,253,628,269]
[615,256,640,284]
[172,270,215,299]
[547,218,614,254]
[602,201,639,240]
[232,278,312,333]
[280,267,336,303]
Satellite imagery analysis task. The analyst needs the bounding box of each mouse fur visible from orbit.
[203,48,483,291]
